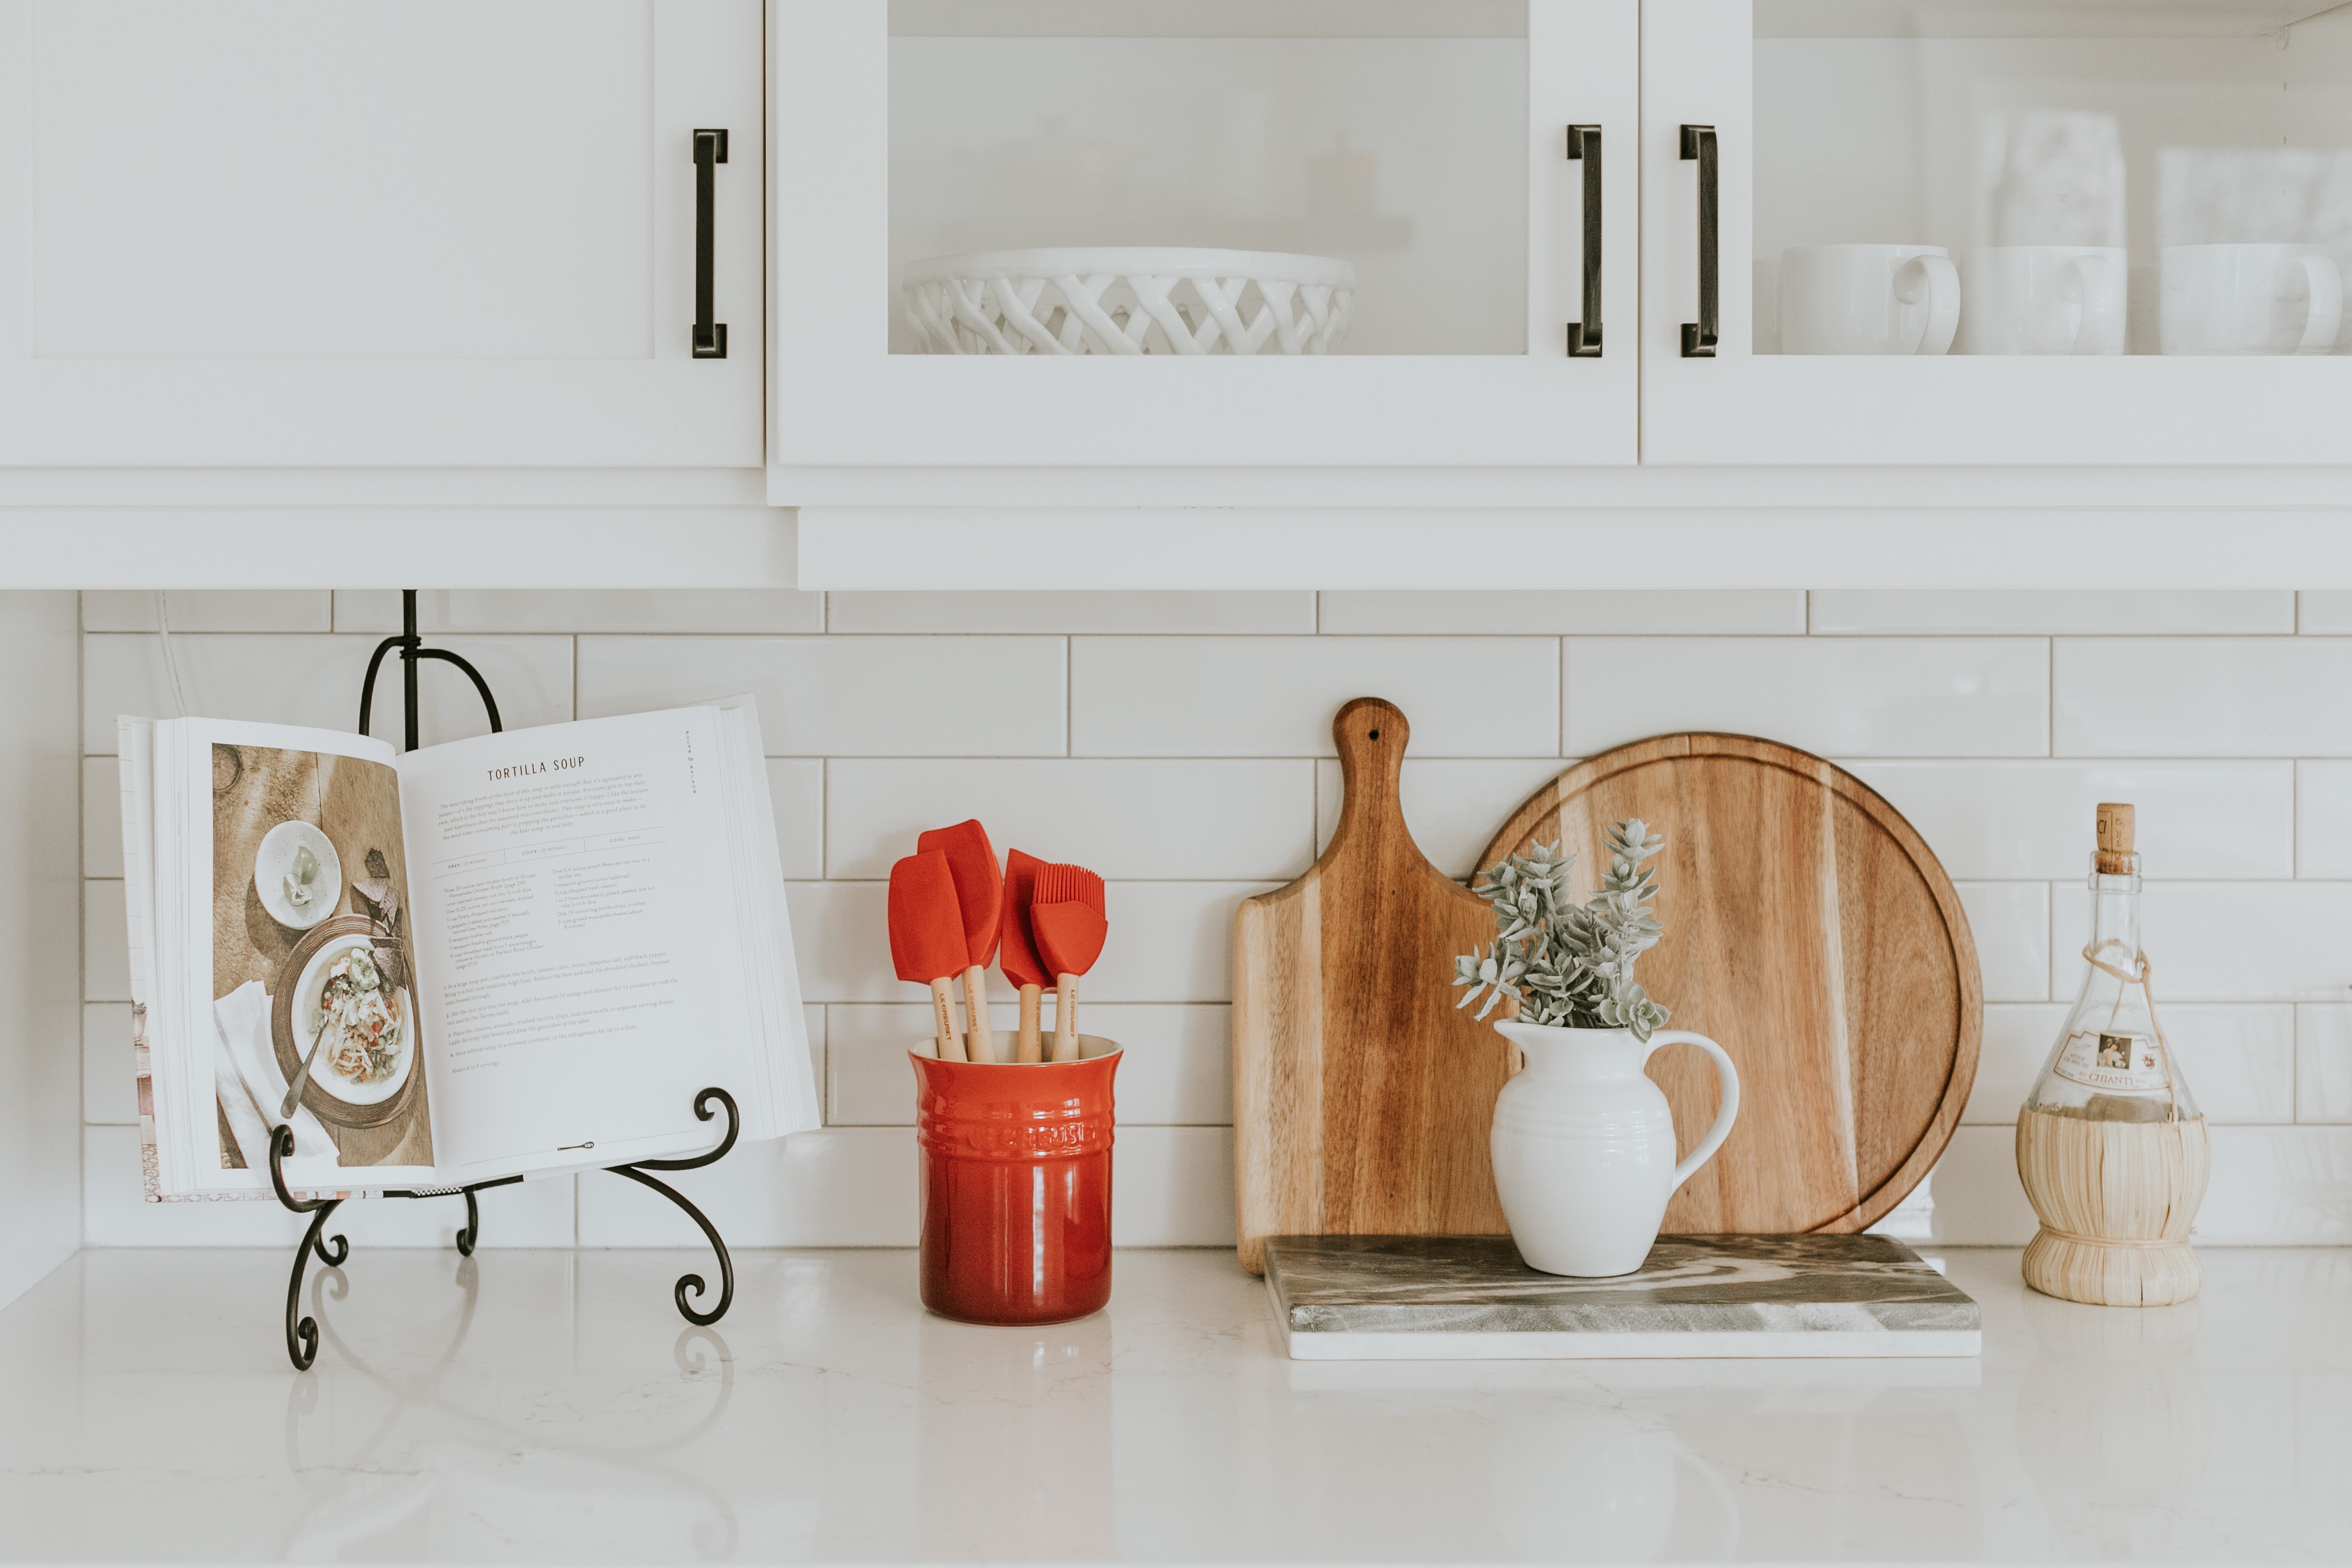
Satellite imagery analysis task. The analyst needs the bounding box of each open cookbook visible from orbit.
[118,698,817,1200]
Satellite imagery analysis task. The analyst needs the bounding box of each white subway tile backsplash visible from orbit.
[1868,1125,2352,1246]
[2052,881,2352,1001]
[829,591,1313,635]
[81,591,334,634]
[1318,591,1805,636]
[2296,1007,2352,1121]
[2152,1005,2295,1123]
[1848,761,2293,880]
[785,880,885,1003]
[2055,638,2352,756]
[2295,762,2352,878]
[2296,592,2352,634]
[2194,1127,2352,1243]
[578,1127,913,1248]
[1921,1128,2039,1244]
[578,636,1066,757]
[335,589,824,634]
[1078,883,1278,1004]
[786,880,1276,1004]
[1565,639,2049,758]
[83,634,571,755]
[769,759,825,881]
[84,880,126,1003]
[826,1003,1230,1126]
[82,759,121,877]
[1810,591,2293,636]
[1072,638,1558,758]
[83,1003,134,1125]
[1955,882,2050,1002]
[78,591,2352,1253]
[826,758,1313,881]
[1966,1004,2067,1124]
[81,1126,577,1247]
[1313,757,1571,881]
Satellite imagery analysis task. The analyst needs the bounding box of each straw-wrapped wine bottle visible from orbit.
[2016,803,2210,1307]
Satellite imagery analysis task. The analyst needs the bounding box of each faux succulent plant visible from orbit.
[1452,819,1672,1042]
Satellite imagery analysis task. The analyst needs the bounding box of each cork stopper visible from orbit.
[2095,802,2135,875]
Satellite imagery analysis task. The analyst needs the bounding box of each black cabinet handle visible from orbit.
[1679,124,1718,358]
[693,128,729,359]
[1565,124,1602,358]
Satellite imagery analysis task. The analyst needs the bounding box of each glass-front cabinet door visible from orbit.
[770,0,1638,487]
[1642,0,2352,464]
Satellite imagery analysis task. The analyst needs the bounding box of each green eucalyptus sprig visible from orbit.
[1452,819,1671,1042]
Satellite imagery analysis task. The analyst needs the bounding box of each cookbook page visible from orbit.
[159,718,434,1195]
[395,707,754,1181]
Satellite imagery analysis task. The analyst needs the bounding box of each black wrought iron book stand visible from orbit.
[265,591,739,1370]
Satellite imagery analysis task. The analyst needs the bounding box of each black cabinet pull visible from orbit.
[693,128,729,359]
[1565,124,1602,357]
[1679,124,1718,358]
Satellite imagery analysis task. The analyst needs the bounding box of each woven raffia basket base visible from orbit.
[2016,1107,2211,1307]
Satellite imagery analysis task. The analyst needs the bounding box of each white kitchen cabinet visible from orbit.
[768,0,1641,494]
[1641,0,2352,466]
[0,0,762,467]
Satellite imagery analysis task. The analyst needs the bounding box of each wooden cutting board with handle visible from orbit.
[1476,732,1981,1237]
[1233,699,1518,1274]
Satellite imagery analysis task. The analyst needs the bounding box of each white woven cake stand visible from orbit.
[902,247,1357,356]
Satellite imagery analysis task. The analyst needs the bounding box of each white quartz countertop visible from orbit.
[2,1245,2348,1564]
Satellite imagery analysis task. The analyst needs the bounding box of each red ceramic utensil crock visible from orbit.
[911,1042,1120,1325]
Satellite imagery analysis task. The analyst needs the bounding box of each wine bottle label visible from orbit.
[2051,1028,2170,1093]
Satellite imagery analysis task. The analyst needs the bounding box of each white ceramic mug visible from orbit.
[2162,244,2344,355]
[1779,244,1959,355]
[1954,246,2125,355]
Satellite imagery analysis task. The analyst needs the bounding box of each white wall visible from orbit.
[73,588,2352,1252]
[0,593,82,1310]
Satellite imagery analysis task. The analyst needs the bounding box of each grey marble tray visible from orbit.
[1262,1234,1981,1360]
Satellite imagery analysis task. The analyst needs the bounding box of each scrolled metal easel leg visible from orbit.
[456,1187,482,1257]
[608,1088,741,1327]
[271,1125,348,1371]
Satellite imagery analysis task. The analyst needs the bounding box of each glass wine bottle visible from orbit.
[2016,803,2210,1307]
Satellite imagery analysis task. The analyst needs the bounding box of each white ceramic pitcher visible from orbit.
[1490,1021,1741,1277]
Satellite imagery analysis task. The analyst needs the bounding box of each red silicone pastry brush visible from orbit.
[917,820,1004,1064]
[1030,863,1107,1064]
[888,850,970,1062]
[999,849,1050,1063]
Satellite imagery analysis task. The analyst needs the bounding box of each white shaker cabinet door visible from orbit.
[0,0,761,466]
[770,0,1639,487]
[1641,0,2352,467]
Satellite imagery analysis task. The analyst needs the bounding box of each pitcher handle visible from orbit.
[1644,1030,1742,1194]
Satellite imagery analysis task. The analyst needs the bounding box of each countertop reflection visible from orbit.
[1,1246,2347,1562]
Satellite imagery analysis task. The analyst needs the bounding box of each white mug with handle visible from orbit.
[1955,246,2126,355]
[2162,244,2344,355]
[1779,244,1960,355]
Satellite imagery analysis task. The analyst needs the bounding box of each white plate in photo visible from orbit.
[293,933,413,1107]
[254,820,342,930]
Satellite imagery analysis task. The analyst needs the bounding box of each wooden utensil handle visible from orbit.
[1017,984,1042,1064]
[960,966,997,1063]
[929,977,966,1062]
[1051,974,1079,1062]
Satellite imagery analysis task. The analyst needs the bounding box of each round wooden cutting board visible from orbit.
[1476,733,1981,1235]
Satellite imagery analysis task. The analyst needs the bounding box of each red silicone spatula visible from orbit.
[917,820,1003,1064]
[888,850,970,1062]
[1030,863,1106,1064]
[999,849,1050,1063]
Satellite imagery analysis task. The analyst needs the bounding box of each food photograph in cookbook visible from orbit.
[209,742,430,1170]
